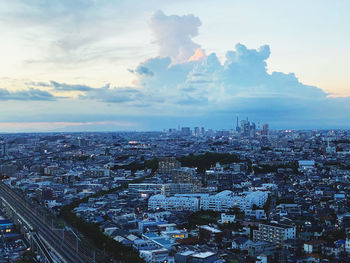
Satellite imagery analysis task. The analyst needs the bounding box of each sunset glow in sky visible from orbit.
[0,0,349,132]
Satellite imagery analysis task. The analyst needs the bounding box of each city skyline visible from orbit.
[1,0,350,132]
[1,3,350,260]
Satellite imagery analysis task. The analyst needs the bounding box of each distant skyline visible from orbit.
[0,0,350,132]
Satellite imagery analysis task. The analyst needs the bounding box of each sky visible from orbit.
[0,0,350,132]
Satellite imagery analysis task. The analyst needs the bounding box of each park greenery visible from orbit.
[177,152,242,173]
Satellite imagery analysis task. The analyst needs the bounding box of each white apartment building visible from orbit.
[200,190,268,212]
[148,194,199,212]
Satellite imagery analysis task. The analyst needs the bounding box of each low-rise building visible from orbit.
[220,213,236,224]
[139,248,175,263]
[175,251,218,263]
[304,240,326,254]
[148,194,199,212]
[346,238,350,253]
[245,209,267,220]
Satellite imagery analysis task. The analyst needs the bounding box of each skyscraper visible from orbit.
[194,127,200,136]
[262,124,269,136]
[181,127,191,136]
[250,122,256,137]
[240,119,250,137]
[236,116,241,133]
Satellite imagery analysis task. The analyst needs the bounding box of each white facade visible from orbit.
[129,183,163,191]
[256,255,268,263]
[334,193,346,201]
[284,227,296,240]
[201,190,268,212]
[221,213,236,223]
[148,194,199,212]
[304,243,313,253]
[139,248,175,263]
[298,160,315,171]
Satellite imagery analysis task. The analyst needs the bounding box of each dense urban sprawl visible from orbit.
[1,123,350,262]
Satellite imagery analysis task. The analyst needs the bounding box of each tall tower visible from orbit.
[236,116,240,132]
[250,122,256,137]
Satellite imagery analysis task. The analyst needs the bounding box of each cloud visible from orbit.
[188,48,206,62]
[128,39,350,128]
[2,0,101,52]
[1,0,152,66]
[24,81,143,104]
[129,66,154,76]
[137,42,325,104]
[0,88,56,101]
[150,10,202,64]
[26,81,52,87]
[2,9,350,130]
[0,121,137,133]
[27,80,94,92]
[79,84,142,103]
[50,81,93,91]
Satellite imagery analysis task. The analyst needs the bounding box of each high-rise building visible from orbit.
[262,124,269,136]
[250,122,256,137]
[240,119,250,137]
[236,116,241,133]
[172,167,200,186]
[194,127,200,136]
[181,127,191,136]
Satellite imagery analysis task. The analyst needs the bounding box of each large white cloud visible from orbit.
[149,10,202,64]
[131,43,327,104]
[127,29,350,128]
[1,9,350,130]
